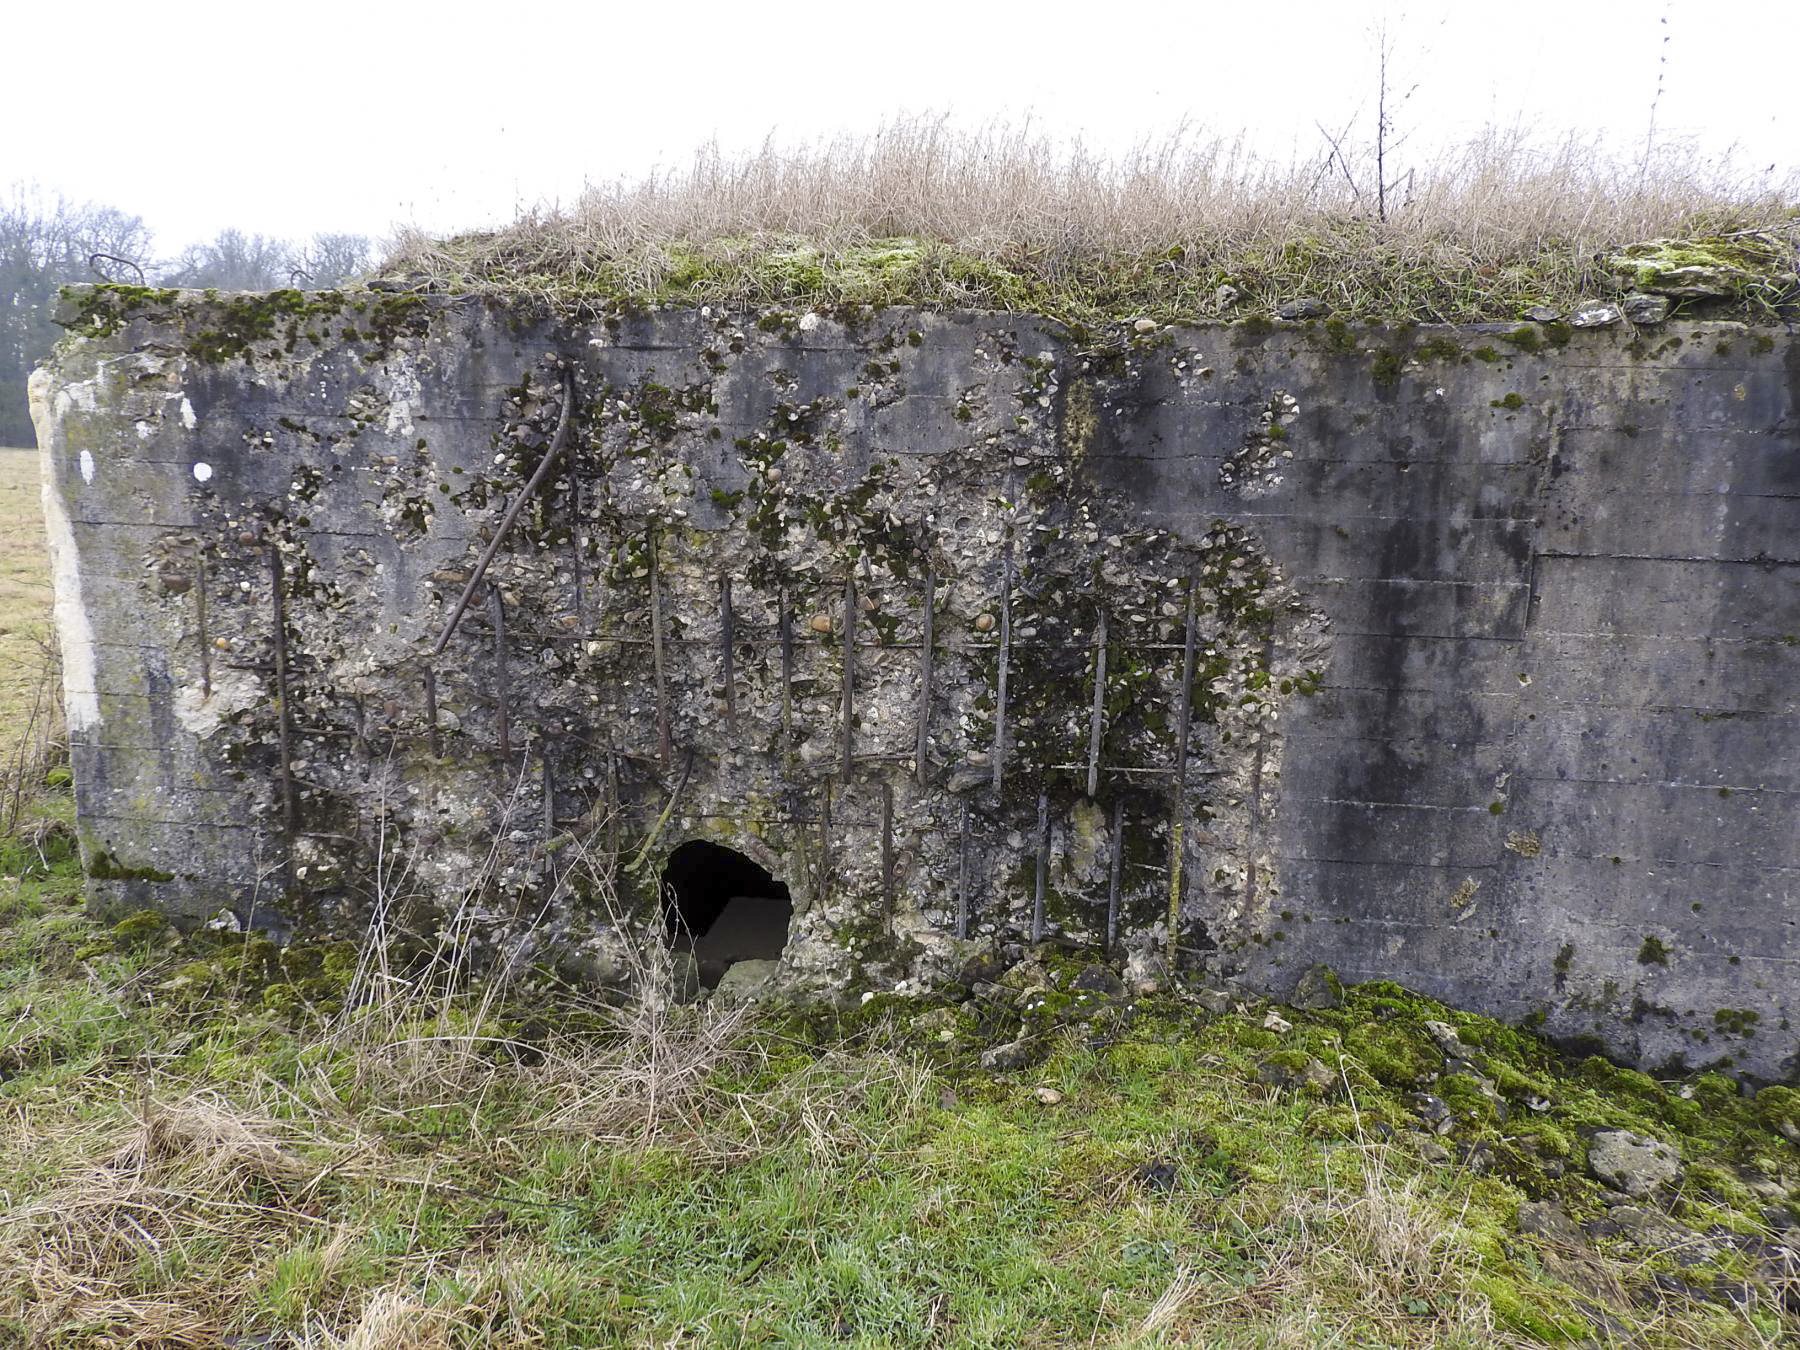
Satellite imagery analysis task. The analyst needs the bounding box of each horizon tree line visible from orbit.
[1,185,376,445]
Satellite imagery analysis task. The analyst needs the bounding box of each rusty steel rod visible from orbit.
[1174,574,1199,788]
[1086,609,1108,798]
[569,475,587,635]
[606,749,621,881]
[1168,572,1201,971]
[353,693,369,762]
[423,667,441,757]
[778,586,794,744]
[719,576,737,728]
[1031,788,1050,942]
[818,778,834,903]
[491,586,511,762]
[648,531,671,769]
[881,780,895,918]
[840,574,856,777]
[915,563,935,784]
[432,368,574,655]
[992,543,1013,796]
[541,740,556,841]
[956,799,971,939]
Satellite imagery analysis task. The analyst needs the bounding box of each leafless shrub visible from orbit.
[511,834,760,1147]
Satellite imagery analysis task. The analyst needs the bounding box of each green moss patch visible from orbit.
[384,216,1800,327]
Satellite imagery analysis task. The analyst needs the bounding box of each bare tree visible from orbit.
[1312,17,1431,224]
[0,187,152,444]
[296,232,374,287]
[1642,9,1672,176]
[163,228,297,290]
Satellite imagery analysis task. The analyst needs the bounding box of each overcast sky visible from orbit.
[8,0,1796,254]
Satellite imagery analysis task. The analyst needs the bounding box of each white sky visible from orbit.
[7,0,1796,254]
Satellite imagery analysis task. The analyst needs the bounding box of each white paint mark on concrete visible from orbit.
[29,368,102,733]
[180,396,197,430]
[192,462,213,483]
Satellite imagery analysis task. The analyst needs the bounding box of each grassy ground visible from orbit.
[0,809,1795,1348]
[0,447,53,768]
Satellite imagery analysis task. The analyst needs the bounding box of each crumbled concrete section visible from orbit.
[33,288,1800,1079]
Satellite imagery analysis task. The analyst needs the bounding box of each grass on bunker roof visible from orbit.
[384,120,1800,326]
[1,798,1798,1347]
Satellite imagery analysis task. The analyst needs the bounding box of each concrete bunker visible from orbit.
[32,286,1800,1078]
[661,840,793,988]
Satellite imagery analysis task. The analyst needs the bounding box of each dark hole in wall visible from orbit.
[660,840,792,988]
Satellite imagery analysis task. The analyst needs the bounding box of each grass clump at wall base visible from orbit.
[4,779,1799,1350]
[382,120,1800,325]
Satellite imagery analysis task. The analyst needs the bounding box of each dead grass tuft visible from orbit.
[316,792,758,1154]
[320,1288,449,1350]
[0,1090,362,1347]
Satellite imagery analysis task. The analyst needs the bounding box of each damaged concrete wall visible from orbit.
[31,287,1800,1079]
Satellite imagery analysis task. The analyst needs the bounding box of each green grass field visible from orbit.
[0,448,52,761]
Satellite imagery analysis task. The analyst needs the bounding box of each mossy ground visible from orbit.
[390,220,1800,328]
[3,781,1795,1348]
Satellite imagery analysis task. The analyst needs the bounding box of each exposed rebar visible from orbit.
[1086,609,1108,798]
[1031,788,1050,942]
[840,574,856,777]
[719,576,736,728]
[991,542,1014,795]
[433,368,574,655]
[649,530,671,769]
[915,563,935,784]
[491,585,511,762]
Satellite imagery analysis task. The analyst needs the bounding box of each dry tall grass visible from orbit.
[388,119,1799,321]
[322,771,758,1144]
